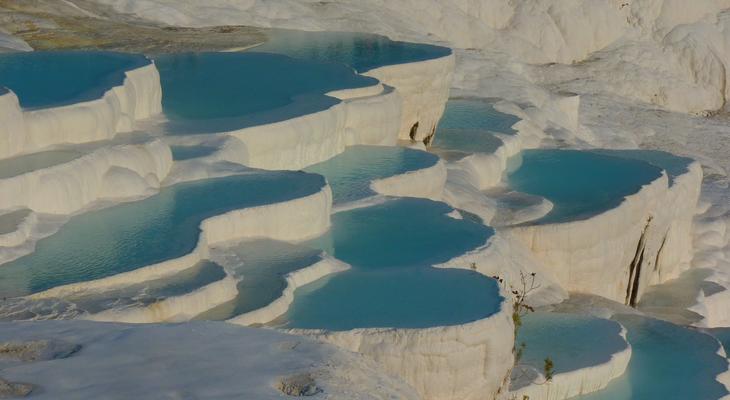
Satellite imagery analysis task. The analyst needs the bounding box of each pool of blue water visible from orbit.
[197,239,323,321]
[431,99,520,158]
[281,198,502,331]
[154,52,376,134]
[514,312,628,389]
[67,260,226,314]
[593,149,693,186]
[170,145,219,161]
[0,149,84,179]
[0,172,326,297]
[507,150,664,224]
[0,51,150,109]
[576,315,729,400]
[253,29,451,73]
[304,145,439,204]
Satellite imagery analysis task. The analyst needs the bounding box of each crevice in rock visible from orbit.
[626,217,652,306]
[654,230,669,272]
[629,246,646,307]
[422,126,436,147]
[409,121,419,141]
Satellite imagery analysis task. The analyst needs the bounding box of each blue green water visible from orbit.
[431,99,520,158]
[196,239,323,321]
[253,30,451,73]
[67,261,226,314]
[282,198,502,330]
[170,145,219,161]
[593,149,693,186]
[576,315,729,400]
[0,51,150,109]
[507,150,664,224]
[304,145,439,204]
[0,149,83,179]
[515,312,628,386]
[154,52,376,134]
[0,172,326,297]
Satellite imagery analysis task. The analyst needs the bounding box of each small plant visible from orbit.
[543,357,554,382]
[489,270,555,397]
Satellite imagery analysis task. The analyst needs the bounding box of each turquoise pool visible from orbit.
[0,172,326,297]
[431,98,519,158]
[513,312,628,389]
[593,149,693,186]
[170,145,219,161]
[281,198,502,330]
[253,29,451,73]
[0,51,150,109]
[576,315,729,400]
[197,239,322,321]
[304,145,439,204]
[507,150,664,224]
[154,52,376,134]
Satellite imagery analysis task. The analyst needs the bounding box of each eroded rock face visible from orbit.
[0,339,80,362]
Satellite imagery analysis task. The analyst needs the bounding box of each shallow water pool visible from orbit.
[154,52,376,134]
[304,145,439,204]
[593,149,693,186]
[197,239,323,321]
[253,29,451,73]
[575,315,729,400]
[0,51,150,109]
[0,172,325,297]
[512,312,628,390]
[431,98,519,159]
[507,150,664,224]
[281,198,502,330]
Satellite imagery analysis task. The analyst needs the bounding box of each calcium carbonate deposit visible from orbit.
[1,1,730,399]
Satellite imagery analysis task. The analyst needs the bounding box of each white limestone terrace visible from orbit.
[156,44,454,171]
[0,51,162,159]
[0,320,420,399]
[213,197,513,400]
[94,0,730,330]
[13,172,332,302]
[0,139,173,266]
[286,300,514,400]
[505,150,703,306]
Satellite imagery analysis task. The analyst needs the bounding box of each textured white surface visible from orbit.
[84,274,240,323]
[0,62,162,159]
[289,297,514,400]
[364,53,455,143]
[0,139,173,215]
[0,320,420,400]
[507,161,703,304]
[370,158,447,201]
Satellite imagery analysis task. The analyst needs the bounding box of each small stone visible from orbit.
[0,340,80,362]
[0,377,33,398]
[277,373,322,397]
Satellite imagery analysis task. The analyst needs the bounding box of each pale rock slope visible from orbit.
[97,0,730,115]
[0,320,419,399]
[0,30,31,52]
